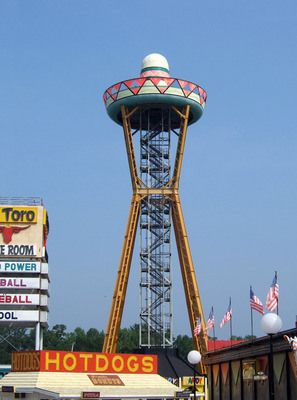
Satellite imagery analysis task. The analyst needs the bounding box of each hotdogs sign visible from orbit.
[12,351,157,374]
[0,206,46,258]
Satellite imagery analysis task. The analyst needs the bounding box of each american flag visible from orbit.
[207,307,215,330]
[266,272,279,312]
[250,286,264,315]
[220,298,232,328]
[193,317,201,336]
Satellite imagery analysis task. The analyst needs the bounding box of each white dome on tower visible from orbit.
[141,53,169,72]
[140,53,170,77]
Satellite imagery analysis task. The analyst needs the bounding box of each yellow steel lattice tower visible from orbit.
[102,54,208,373]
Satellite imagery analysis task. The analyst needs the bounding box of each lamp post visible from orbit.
[261,313,282,400]
[187,350,202,400]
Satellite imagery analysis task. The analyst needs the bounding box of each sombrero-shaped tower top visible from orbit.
[103,53,207,129]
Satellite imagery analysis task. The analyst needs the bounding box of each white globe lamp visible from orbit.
[187,350,201,400]
[187,350,202,365]
[261,312,282,400]
[261,313,283,334]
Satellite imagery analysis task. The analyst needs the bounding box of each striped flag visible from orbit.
[193,317,201,336]
[250,286,264,315]
[266,272,279,312]
[220,298,232,328]
[207,307,215,330]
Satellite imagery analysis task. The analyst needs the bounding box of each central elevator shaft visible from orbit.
[139,107,172,347]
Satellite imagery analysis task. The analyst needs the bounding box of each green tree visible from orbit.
[117,324,139,352]
[174,334,194,360]
[44,324,73,350]
[71,327,88,351]
[0,327,35,363]
[244,335,256,340]
[231,335,243,340]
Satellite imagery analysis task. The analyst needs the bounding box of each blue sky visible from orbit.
[1,0,297,339]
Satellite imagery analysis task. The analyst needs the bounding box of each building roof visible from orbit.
[0,371,177,398]
[208,340,245,351]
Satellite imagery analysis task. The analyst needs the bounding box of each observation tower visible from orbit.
[102,54,208,368]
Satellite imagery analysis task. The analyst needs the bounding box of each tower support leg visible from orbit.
[171,193,208,373]
[102,194,141,353]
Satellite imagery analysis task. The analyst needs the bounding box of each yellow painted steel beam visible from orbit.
[167,105,190,189]
[102,194,141,353]
[171,193,208,373]
[125,106,139,120]
[137,188,178,196]
[104,106,142,353]
[121,105,142,190]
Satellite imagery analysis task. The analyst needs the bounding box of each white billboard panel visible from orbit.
[0,261,48,274]
[0,294,48,306]
[0,310,48,323]
[0,245,37,257]
[0,206,45,258]
[0,277,49,290]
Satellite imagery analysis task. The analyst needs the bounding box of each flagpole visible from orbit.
[230,297,233,346]
[213,325,216,351]
[207,306,216,351]
[250,286,254,339]
[251,306,254,339]
[275,270,279,315]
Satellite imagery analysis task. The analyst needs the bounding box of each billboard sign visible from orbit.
[0,206,46,258]
[0,245,37,257]
[12,351,158,374]
[0,294,48,306]
[81,393,101,399]
[88,375,124,386]
[0,262,47,274]
[0,277,48,290]
[1,386,14,393]
[181,376,206,397]
[0,310,48,323]
[0,207,38,224]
